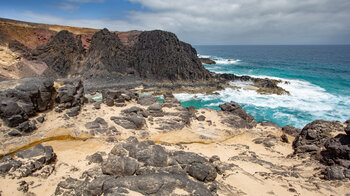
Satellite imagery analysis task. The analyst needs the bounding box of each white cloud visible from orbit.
[4,0,350,44]
[56,2,79,11]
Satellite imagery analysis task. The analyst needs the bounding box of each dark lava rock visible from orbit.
[16,144,56,163]
[111,116,146,130]
[147,103,164,117]
[345,124,350,135]
[32,30,84,78]
[282,125,301,137]
[55,137,218,195]
[1,144,56,178]
[0,77,54,127]
[86,153,104,164]
[323,166,346,180]
[8,129,22,137]
[93,102,101,110]
[137,96,158,106]
[66,106,80,117]
[281,134,289,143]
[36,116,45,123]
[199,58,216,65]
[197,115,206,121]
[102,156,139,177]
[219,101,257,128]
[83,28,128,75]
[17,181,29,193]
[293,120,344,156]
[131,30,211,81]
[16,121,36,133]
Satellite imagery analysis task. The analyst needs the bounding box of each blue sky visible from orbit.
[1,0,350,45]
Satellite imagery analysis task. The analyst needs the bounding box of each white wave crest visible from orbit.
[173,76,350,128]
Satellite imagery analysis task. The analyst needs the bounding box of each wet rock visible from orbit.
[293,120,344,156]
[282,125,301,137]
[137,96,158,106]
[199,58,216,64]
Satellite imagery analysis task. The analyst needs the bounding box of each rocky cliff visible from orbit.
[0,18,210,82]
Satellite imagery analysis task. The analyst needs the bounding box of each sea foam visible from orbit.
[174,76,350,128]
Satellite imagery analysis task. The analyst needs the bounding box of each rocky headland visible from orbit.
[0,18,349,195]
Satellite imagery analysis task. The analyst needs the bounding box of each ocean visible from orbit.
[175,45,350,128]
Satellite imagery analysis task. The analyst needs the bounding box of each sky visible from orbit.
[1,0,350,45]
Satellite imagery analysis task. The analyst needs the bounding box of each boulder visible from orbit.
[219,101,257,128]
[102,156,139,178]
[137,96,158,106]
[293,120,344,156]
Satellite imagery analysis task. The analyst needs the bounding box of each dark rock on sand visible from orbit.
[219,101,257,129]
[293,120,344,157]
[137,96,158,106]
[55,137,218,195]
[282,125,301,137]
[0,77,54,127]
[110,116,146,130]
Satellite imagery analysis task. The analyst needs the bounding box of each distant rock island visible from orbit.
[0,18,349,195]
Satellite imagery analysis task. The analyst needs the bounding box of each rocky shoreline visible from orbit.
[0,77,350,195]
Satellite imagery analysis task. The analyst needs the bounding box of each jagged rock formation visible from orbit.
[0,77,85,136]
[130,30,211,81]
[32,30,85,77]
[83,28,129,76]
[292,120,344,157]
[219,101,257,129]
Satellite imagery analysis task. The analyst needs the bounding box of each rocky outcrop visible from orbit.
[102,89,138,107]
[320,126,350,180]
[32,30,85,77]
[54,78,86,116]
[0,144,56,178]
[130,30,211,81]
[292,120,344,157]
[55,137,218,195]
[219,101,257,129]
[0,77,86,135]
[0,77,54,130]
[83,28,129,76]
[199,58,216,64]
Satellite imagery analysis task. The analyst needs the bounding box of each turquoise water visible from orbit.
[176,45,350,128]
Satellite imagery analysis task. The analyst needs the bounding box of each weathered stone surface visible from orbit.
[102,156,139,177]
[1,144,56,178]
[110,116,146,130]
[55,138,218,195]
[282,125,301,137]
[293,120,344,156]
[131,30,211,81]
[137,96,158,106]
[219,101,257,129]
[0,77,54,128]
